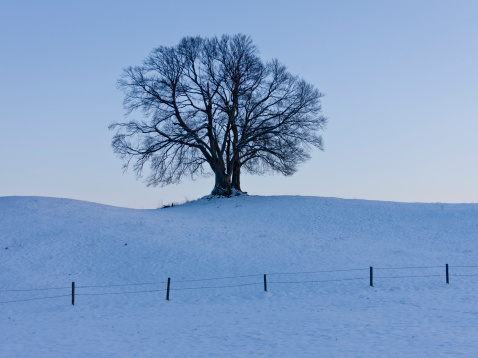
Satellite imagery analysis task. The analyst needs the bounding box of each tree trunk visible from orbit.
[231,163,242,193]
[211,171,232,196]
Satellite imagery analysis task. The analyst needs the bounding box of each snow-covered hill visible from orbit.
[1,195,478,357]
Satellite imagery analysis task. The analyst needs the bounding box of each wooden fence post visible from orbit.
[370,267,373,287]
[166,278,171,301]
[72,282,75,305]
[264,274,267,292]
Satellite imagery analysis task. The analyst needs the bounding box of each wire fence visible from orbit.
[1,264,477,305]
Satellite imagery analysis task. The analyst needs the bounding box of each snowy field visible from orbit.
[1,195,478,357]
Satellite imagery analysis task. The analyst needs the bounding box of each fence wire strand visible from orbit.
[374,266,443,270]
[171,282,263,291]
[76,289,166,296]
[375,274,443,279]
[269,277,368,284]
[267,268,368,276]
[76,282,167,289]
[175,274,263,283]
[0,295,70,304]
[0,286,70,293]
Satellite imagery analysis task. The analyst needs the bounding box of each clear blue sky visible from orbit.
[1,0,477,208]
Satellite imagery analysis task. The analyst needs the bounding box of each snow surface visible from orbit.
[1,195,478,357]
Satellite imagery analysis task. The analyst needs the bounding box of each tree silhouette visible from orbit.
[110,34,327,196]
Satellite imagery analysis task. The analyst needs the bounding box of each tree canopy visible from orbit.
[110,34,327,196]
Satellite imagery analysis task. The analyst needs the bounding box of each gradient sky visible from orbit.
[1,0,477,208]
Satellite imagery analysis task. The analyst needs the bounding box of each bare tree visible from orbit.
[110,34,327,196]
